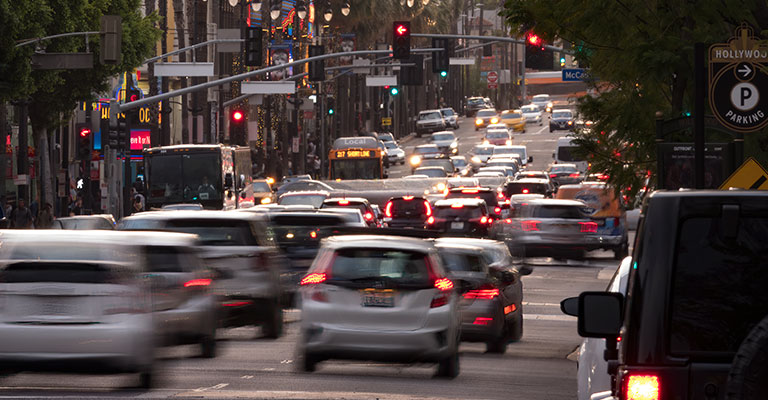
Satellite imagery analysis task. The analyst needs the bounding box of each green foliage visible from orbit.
[501,0,768,193]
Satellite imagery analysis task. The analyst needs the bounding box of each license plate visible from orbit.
[361,290,395,307]
[451,222,465,230]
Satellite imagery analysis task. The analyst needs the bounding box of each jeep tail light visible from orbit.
[550,173,558,178]
[424,201,432,216]
[426,216,435,224]
[184,278,211,288]
[480,216,488,224]
[624,374,660,400]
[579,221,598,233]
[434,277,454,291]
[364,212,374,221]
[384,201,393,218]
[521,220,540,231]
[300,273,327,285]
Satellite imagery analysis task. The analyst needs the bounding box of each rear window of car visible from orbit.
[669,216,768,356]
[327,248,432,287]
[530,205,584,219]
[435,205,484,219]
[447,190,498,207]
[477,110,497,117]
[505,182,549,196]
[440,253,485,273]
[322,201,367,215]
[486,131,509,139]
[164,219,258,246]
[389,198,428,219]
[0,262,127,284]
[279,194,326,207]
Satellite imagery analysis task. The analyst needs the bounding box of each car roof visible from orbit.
[322,235,436,252]
[415,166,446,171]
[431,131,455,135]
[0,230,198,247]
[552,108,572,113]
[510,178,550,184]
[415,144,439,149]
[449,186,492,192]
[419,109,442,114]
[450,155,467,160]
[120,210,265,222]
[435,198,487,207]
[473,144,495,149]
[474,172,504,177]
[551,163,578,168]
[324,197,369,204]
[321,207,363,215]
[434,237,506,251]
[526,199,586,207]
[510,194,546,201]
[532,94,549,98]
[280,190,330,197]
[434,243,485,254]
[58,215,115,221]
[404,174,430,179]
[477,108,497,113]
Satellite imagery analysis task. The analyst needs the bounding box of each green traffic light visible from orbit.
[440,70,448,78]
[328,108,334,115]
[560,57,566,63]
[390,87,399,96]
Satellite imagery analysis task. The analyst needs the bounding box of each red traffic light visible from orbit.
[527,33,541,46]
[395,24,408,36]
[232,110,244,121]
[129,94,138,102]
[79,128,92,137]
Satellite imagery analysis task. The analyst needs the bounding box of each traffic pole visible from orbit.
[694,42,705,189]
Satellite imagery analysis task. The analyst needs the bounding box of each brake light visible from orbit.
[522,188,530,194]
[434,277,454,291]
[310,231,318,238]
[430,293,449,308]
[473,317,493,325]
[184,278,211,288]
[625,374,660,400]
[464,288,499,299]
[364,212,374,221]
[480,216,488,224]
[580,221,598,233]
[403,195,414,200]
[426,216,435,224]
[300,273,327,285]
[385,201,394,218]
[451,203,464,209]
[338,199,350,205]
[521,220,540,231]
[550,173,558,178]
[569,173,580,178]
[424,201,432,216]
[461,189,480,193]
[497,192,505,199]
[494,206,501,214]
[223,300,253,307]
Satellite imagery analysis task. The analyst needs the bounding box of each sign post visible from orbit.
[487,71,499,89]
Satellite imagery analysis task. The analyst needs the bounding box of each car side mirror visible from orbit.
[561,292,623,339]
[224,173,234,189]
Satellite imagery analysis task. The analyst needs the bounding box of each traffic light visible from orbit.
[400,54,423,86]
[483,43,493,57]
[244,27,263,67]
[560,56,566,67]
[327,97,335,115]
[99,15,122,65]
[525,32,554,70]
[117,120,128,150]
[125,85,141,103]
[230,109,246,145]
[390,87,399,96]
[308,45,325,82]
[431,38,450,74]
[440,70,448,78]
[392,21,411,60]
[526,32,543,48]
[76,123,93,160]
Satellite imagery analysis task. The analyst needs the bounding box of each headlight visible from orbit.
[471,156,481,164]
[450,142,458,148]
[482,140,489,145]
[491,117,499,124]
[266,177,275,185]
[436,182,446,192]
[260,197,272,204]
[567,121,573,125]
[506,140,513,146]
[475,119,483,125]
[410,155,422,166]
[547,102,553,108]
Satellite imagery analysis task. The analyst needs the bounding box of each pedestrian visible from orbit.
[36,203,53,229]
[11,199,34,229]
[133,196,144,213]
[313,156,321,179]
[69,197,83,216]
[29,197,39,222]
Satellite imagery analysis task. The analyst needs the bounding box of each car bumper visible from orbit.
[155,295,217,346]
[458,301,506,342]
[550,124,574,131]
[417,125,445,133]
[0,314,154,373]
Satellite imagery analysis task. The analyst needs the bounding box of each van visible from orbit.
[554,137,588,173]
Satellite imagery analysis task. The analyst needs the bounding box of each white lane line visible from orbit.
[194,383,230,392]
[524,314,575,322]
[523,302,561,307]
[241,375,254,379]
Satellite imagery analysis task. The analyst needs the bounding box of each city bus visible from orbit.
[328,136,385,180]
[144,144,254,210]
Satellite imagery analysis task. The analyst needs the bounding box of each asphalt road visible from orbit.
[0,97,621,399]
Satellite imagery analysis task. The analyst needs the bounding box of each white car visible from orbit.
[576,256,631,400]
[531,94,553,113]
[318,207,368,227]
[384,141,406,165]
[520,104,544,125]
[430,131,459,156]
[296,235,461,377]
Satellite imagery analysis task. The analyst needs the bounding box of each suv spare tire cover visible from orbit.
[726,313,768,400]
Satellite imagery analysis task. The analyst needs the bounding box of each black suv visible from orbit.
[562,191,768,400]
[445,187,505,219]
[383,196,433,228]
[427,198,494,237]
[549,109,574,132]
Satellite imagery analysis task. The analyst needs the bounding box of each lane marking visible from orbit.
[524,314,575,322]
[523,302,561,307]
[193,383,230,392]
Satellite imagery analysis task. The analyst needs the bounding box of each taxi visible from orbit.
[500,109,526,133]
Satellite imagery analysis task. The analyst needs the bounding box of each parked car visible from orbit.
[384,195,433,229]
[520,104,544,126]
[296,235,461,377]
[427,198,495,237]
[474,109,499,131]
[440,107,460,129]
[500,109,526,132]
[118,211,285,338]
[549,109,575,132]
[277,190,330,208]
[416,109,447,137]
[430,131,459,156]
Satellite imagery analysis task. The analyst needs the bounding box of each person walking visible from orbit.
[36,203,53,229]
[11,199,34,229]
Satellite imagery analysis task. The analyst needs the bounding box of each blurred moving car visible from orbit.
[469,144,496,171]
[530,94,553,113]
[430,131,459,156]
[435,241,524,353]
[549,109,575,132]
[318,207,368,227]
[384,195,433,229]
[383,141,406,165]
[500,109,526,133]
[504,178,556,198]
[118,211,285,338]
[445,186,505,219]
[0,231,157,388]
[428,198,494,237]
[450,156,472,177]
[547,163,583,186]
[409,144,444,170]
[414,166,449,178]
[251,179,274,205]
[277,190,330,208]
[484,129,513,146]
[51,214,117,230]
[440,108,460,129]
[420,158,456,176]
[474,109,499,131]
[296,235,461,377]
[520,104,544,126]
[416,109,448,137]
[507,199,600,259]
[507,194,546,217]
[321,197,378,227]
[275,180,334,199]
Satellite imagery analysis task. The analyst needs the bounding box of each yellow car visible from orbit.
[500,109,527,133]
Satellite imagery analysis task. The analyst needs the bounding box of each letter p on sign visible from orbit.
[732,82,759,111]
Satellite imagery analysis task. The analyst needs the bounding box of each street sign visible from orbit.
[449,57,475,65]
[241,81,296,94]
[562,68,587,81]
[719,157,768,190]
[154,62,214,77]
[709,24,768,133]
[487,71,499,89]
[382,117,392,126]
[366,76,398,87]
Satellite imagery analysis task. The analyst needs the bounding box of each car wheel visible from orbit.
[436,347,460,379]
[727,314,768,400]
[508,305,524,342]
[137,369,153,390]
[296,349,319,373]
[262,301,284,339]
[200,334,217,358]
[613,241,629,260]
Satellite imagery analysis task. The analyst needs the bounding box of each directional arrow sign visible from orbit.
[396,25,408,36]
[737,62,753,79]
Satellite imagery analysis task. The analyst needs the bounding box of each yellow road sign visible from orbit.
[382,117,392,126]
[719,157,768,190]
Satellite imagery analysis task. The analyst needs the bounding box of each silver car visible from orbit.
[296,235,461,378]
[0,231,156,388]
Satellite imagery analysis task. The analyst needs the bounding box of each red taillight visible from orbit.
[300,273,327,285]
[497,192,505,199]
[569,173,580,178]
[522,188,530,194]
[184,278,211,288]
[385,201,393,218]
[549,173,558,178]
[424,201,432,216]
[403,196,414,200]
[480,216,488,224]
[451,203,464,209]
[426,216,435,224]
[580,221,598,233]
[461,189,480,194]
[338,199,350,205]
[430,293,449,308]
[521,220,540,231]
[223,300,253,307]
[504,304,517,314]
[473,317,493,325]
[494,206,501,214]
[624,374,660,400]
[434,277,454,291]
[464,288,500,299]
[364,212,374,221]
[309,231,318,238]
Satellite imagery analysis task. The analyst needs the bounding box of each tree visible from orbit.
[1,0,160,207]
[501,0,768,194]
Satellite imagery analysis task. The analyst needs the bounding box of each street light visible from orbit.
[407,0,414,7]
[340,2,350,16]
[422,0,429,5]
[251,0,262,12]
[228,0,239,6]
[296,1,307,19]
[270,2,282,20]
[323,7,333,22]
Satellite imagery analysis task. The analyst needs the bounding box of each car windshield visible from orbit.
[415,168,447,178]
[435,205,483,219]
[487,131,509,139]
[441,109,455,116]
[415,146,439,154]
[553,111,573,119]
[432,133,455,141]
[327,249,431,288]
[467,98,484,106]
[419,112,442,120]
[477,110,497,117]
[502,111,522,118]
[252,182,271,192]
[163,219,258,246]
[440,252,485,273]
[451,158,467,168]
[551,165,578,173]
[530,205,584,219]
[474,146,494,155]
[384,142,398,149]
[521,106,539,113]
[533,95,549,102]
[279,194,327,208]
